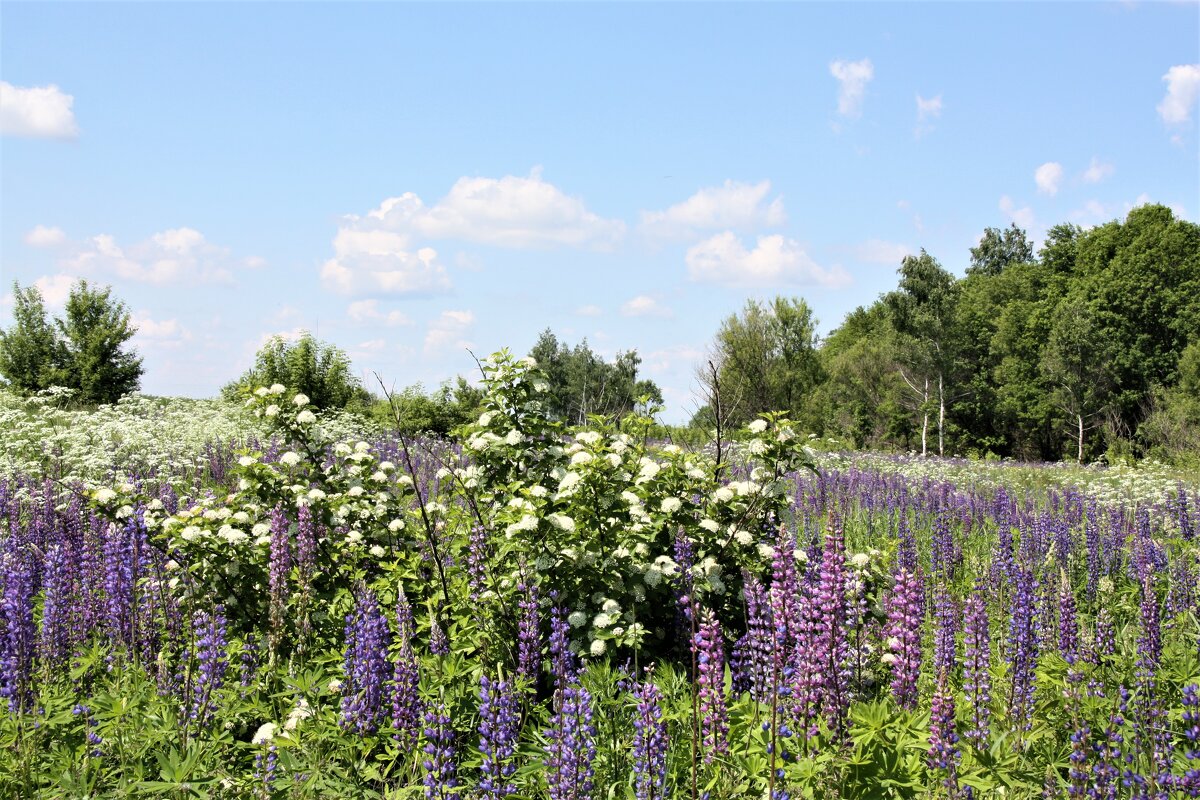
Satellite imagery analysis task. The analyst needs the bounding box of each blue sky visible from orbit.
[2,2,1197,422]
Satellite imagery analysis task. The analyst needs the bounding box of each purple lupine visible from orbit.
[632,678,669,800]
[429,615,450,657]
[927,668,959,796]
[422,701,459,799]
[732,573,772,700]
[392,592,423,745]
[103,518,136,651]
[38,543,72,670]
[1179,684,1200,796]
[1092,606,1116,664]
[815,518,850,739]
[0,549,36,713]
[544,684,596,800]
[1007,567,1038,731]
[295,502,318,580]
[884,566,923,710]
[190,606,228,725]
[931,582,958,680]
[549,603,576,695]
[478,674,519,800]
[268,504,291,646]
[769,529,800,659]
[1092,715,1123,800]
[466,525,488,605]
[1059,579,1079,664]
[516,580,540,689]
[962,584,992,751]
[1137,575,1161,671]
[692,608,729,762]
[1084,499,1101,601]
[340,588,391,734]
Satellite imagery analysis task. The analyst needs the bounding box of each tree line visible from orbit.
[697,204,1200,464]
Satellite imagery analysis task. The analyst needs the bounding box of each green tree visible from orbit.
[1040,299,1114,462]
[51,280,144,405]
[967,223,1034,277]
[528,330,661,424]
[0,282,59,394]
[704,297,823,428]
[224,331,372,410]
[884,250,958,456]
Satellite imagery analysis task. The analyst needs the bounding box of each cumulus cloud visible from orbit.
[914,94,942,136]
[830,59,874,118]
[320,229,449,297]
[0,81,79,139]
[346,299,413,327]
[357,169,624,250]
[424,310,474,355]
[64,227,239,285]
[850,239,914,265]
[686,232,850,288]
[999,195,1036,231]
[620,295,673,318]
[639,180,785,239]
[1035,162,1064,195]
[24,225,66,248]
[575,304,603,317]
[131,311,191,349]
[1158,64,1200,124]
[1082,157,1115,184]
[33,274,80,307]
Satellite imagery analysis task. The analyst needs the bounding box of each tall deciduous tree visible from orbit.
[52,281,144,405]
[968,223,1034,277]
[529,330,661,424]
[1040,299,1113,462]
[0,283,59,394]
[224,331,372,410]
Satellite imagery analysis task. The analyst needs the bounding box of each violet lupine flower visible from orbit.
[815,518,850,739]
[1092,715,1123,800]
[884,567,923,711]
[544,684,596,800]
[73,703,104,757]
[931,583,958,681]
[1092,606,1116,664]
[549,603,576,695]
[0,549,36,714]
[733,573,772,701]
[1176,483,1195,541]
[103,518,136,651]
[930,511,955,579]
[516,580,540,689]
[1007,567,1038,730]
[392,592,423,746]
[38,543,72,671]
[466,525,488,605]
[478,675,519,800]
[927,668,959,796]
[295,502,318,580]
[1059,580,1079,664]
[962,585,991,752]
[190,606,228,725]
[1084,500,1101,601]
[769,530,800,658]
[268,504,291,645]
[632,679,669,800]
[429,615,450,657]
[422,701,459,800]
[340,588,392,734]
[1179,684,1200,796]
[692,608,729,762]
[1137,575,1161,671]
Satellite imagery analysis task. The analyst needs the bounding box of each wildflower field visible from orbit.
[2,351,1199,799]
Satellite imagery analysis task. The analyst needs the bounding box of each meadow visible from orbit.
[1,350,1198,798]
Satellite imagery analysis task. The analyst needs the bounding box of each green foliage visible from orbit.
[967,222,1034,277]
[368,378,482,436]
[224,331,373,411]
[528,329,662,424]
[0,280,143,405]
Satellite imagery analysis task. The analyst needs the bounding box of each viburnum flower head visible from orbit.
[293,393,309,407]
[296,410,316,424]
[748,419,768,433]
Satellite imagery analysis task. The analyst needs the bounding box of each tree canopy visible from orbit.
[528,330,662,424]
[223,331,372,410]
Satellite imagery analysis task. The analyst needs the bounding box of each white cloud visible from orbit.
[64,227,238,285]
[639,180,785,239]
[424,310,474,355]
[33,274,79,307]
[642,345,705,375]
[24,225,66,248]
[358,169,624,250]
[320,229,449,297]
[620,295,673,318]
[131,311,191,348]
[1157,64,1200,124]
[0,82,79,139]
[830,59,874,118]
[346,299,412,327]
[850,239,914,265]
[575,304,603,317]
[686,232,851,288]
[1034,162,1064,195]
[914,94,942,136]
[1082,157,1115,184]
[999,195,1036,231]
[355,339,388,353]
